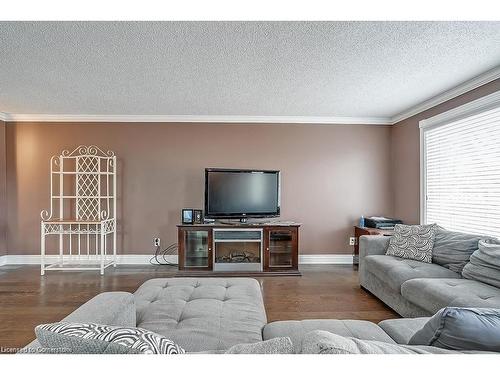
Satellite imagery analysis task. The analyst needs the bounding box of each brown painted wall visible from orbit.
[0,120,6,256]
[6,122,393,255]
[391,79,500,224]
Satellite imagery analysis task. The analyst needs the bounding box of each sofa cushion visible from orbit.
[64,291,137,327]
[225,337,294,354]
[409,307,500,352]
[386,224,437,263]
[462,239,500,288]
[20,291,137,353]
[301,330,457,354]
[263,319,395,353]
[360,270,431,318]
[364,255,460,292]
[402,278,500,314]
[432,227,485,273]
[134,278,267,353]
[378,317,430,344]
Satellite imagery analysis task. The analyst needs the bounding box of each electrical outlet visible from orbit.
[153,238,161,247]
[349,237,357,246]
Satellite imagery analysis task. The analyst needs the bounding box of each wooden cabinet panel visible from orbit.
[263,227,298,271]
[178,227,213,270]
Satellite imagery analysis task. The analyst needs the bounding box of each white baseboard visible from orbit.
[2,255,55,265]
[299,254,353,264]
[117,254,178,264]
[0,254,177,265]
[0,254,353,266]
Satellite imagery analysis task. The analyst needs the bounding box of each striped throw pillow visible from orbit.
[36,322,185,354]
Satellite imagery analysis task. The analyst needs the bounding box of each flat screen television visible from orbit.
[204,168,281,220]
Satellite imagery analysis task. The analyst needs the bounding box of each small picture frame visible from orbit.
[182,209,194,224]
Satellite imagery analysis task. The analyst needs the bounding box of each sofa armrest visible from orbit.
[359,235,390,264]
[62,291,136,327]
[19,292,136,353]
[358,235,391,289]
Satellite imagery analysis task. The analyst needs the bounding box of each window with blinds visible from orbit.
[422,100,500,238]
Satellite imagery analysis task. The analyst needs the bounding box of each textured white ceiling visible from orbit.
[0,21,499,119]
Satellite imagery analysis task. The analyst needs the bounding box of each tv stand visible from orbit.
[177,223,300,275]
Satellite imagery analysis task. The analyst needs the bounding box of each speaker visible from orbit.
[194,210,203,224]
[181,209,203,224]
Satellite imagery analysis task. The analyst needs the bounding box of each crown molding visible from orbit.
[390,66,500,124]
[1,114,392,125]
[0,112,7,122]
[419,89,500,130]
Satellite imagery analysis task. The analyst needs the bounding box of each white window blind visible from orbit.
[422,103,500,239]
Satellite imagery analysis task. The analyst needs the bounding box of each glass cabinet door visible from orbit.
[182,229,211,268]
[266,229,296,268]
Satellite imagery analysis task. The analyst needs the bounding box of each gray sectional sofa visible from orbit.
[21,228,500,354]
[359,231,500,318]
[23,276,494,354]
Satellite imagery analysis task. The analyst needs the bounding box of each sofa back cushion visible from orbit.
[432,227,485,273]
[301,330,457,354]
[225,337,294,354]
[409,307,500,352]
[462,238,500,288]
[385,224,437,263]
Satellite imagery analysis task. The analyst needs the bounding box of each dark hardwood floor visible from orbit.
[0,264,399,350]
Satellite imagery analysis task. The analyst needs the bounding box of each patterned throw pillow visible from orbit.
[385,224,437,263]
[36,322,185,354]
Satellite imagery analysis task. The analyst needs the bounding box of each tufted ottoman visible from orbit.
[134,278,267,352]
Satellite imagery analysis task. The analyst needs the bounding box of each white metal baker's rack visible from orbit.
[40,145,117,275]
